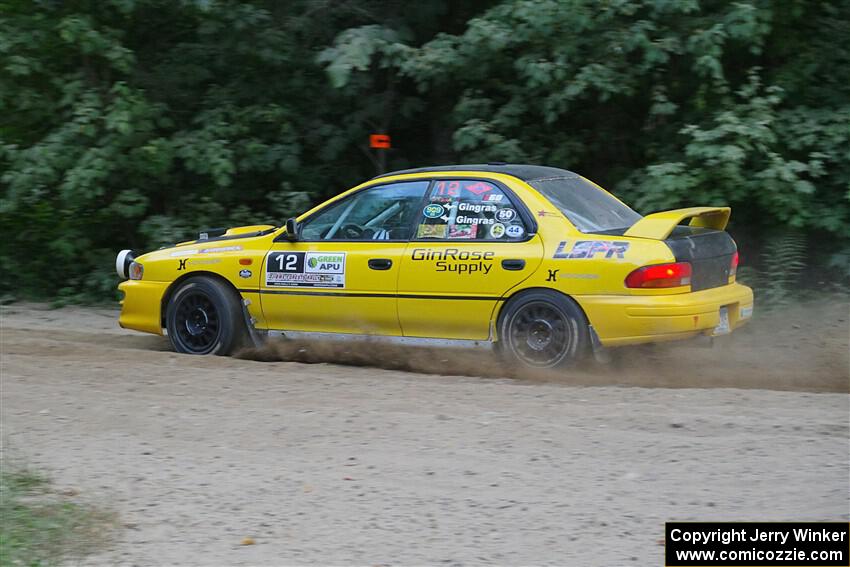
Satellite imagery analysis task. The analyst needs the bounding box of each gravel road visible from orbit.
[1,303,848,566]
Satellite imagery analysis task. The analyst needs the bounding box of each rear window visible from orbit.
[414,180,528,241]
[530,176,642,233]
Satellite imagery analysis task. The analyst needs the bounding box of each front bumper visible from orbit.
[118,280,170,335]
[576,283,754,347]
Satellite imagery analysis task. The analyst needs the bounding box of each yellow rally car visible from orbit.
[116,164,753,368]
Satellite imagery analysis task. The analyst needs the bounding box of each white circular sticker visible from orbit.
[505,224,525,238]
[496,208,516,222]
[489,223,506,238]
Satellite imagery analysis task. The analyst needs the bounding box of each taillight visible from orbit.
[625,262,692,288]
[730,251,739,278]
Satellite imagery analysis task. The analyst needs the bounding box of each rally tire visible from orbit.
[165,277,248,356]
[497,290,590,369]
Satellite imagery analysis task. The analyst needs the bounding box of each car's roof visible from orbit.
[372,163,579,182]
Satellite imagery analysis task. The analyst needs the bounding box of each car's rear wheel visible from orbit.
[166,277,247,355]
[497,290,589,369]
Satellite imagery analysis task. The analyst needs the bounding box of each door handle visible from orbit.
[501,259,526,271]
[368,258,393,270]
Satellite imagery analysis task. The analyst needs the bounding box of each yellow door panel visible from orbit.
[398,237,544,339]
[261,178,432,335]
[260,242,403,335]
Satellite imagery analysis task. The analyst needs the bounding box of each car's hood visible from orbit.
[172,224,278,247]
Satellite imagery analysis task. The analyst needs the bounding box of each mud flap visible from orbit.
[589,325,612,364]
[712,306,731,336]
[241,298,267,348]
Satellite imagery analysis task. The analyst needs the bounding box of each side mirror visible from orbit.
[284,217,299,241]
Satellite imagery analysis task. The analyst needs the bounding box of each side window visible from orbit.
[414,180,528,241]
[300,181,430,241]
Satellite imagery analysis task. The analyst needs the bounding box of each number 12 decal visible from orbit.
[276,254,299,271]
[266,251,346,288]
[435,181,461,196]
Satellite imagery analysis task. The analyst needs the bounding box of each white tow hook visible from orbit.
[115,249,135,279]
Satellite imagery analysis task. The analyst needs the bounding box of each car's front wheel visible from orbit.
[165,277,247,355]
[497,290,589,369]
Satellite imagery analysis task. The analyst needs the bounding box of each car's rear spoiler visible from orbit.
[623,207,731,240]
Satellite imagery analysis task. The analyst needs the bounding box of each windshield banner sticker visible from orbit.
[266,251,346,288]
[553,240,629,259]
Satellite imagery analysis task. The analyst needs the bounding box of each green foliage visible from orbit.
[750,230,808,309]
[1,0,848,300]
[0,461,116,565]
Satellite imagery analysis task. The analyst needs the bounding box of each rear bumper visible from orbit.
[117,280,169,335]
[576,283,754,347]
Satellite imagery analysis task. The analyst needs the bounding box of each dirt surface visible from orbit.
[1,301,848,565]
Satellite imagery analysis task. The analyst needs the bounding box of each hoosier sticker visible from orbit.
[266,251,346,288]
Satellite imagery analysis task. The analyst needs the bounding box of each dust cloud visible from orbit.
[236,296,849,393]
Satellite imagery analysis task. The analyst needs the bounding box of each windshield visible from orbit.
[530,176,642,233]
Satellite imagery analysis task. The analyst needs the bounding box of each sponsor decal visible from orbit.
[171,245,243,257]
[489,223,506,239]
[434,180,495,197]
[198,245,243,254]
[537,209,559,217]
[266,251,346,288]
[553,240,629,259]
[448,224,478,239]
[177,258,221,270]
[546,269,559,282]
[170,249,198,257]
[458,202,497,214]
[416,224,448,239]
[411,248,495,275]
[188,258,221,266]
[464,181,493,195]
[483,194,503,202]
[740,306,753,319]
[239,269,252,278]
[455,215,494,225]
[423,203,445,218]
[505,224,524,238]
[495,208,516,222]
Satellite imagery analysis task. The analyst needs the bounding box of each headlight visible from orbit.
[129,261,144,280]
[116,249,135,279]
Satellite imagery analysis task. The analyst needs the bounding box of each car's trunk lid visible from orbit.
[618,207,737,292]
[665,226,736,291]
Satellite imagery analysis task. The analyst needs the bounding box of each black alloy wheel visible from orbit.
[173,290,221,353]
[166,277,248,356]
[499,290,589,369]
